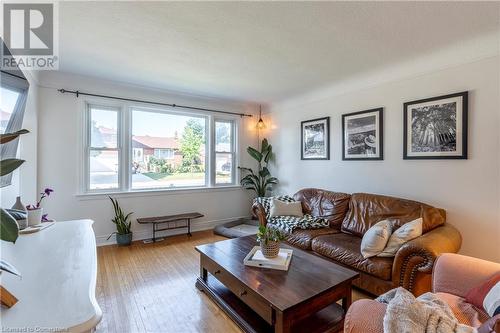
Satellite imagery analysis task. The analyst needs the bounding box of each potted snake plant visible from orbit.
[257,225,285,259]
[107,197,133,246]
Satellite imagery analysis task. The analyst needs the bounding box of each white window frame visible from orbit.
[82,100,240,194]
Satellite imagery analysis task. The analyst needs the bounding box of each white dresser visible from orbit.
[1,219,102,332]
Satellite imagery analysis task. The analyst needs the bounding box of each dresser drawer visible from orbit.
[202,256,273,324]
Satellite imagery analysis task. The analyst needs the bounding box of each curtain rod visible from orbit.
[1,70,28,81]
[58,88,253,118]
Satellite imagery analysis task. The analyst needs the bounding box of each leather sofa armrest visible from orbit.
[392,224,462,294]
[252,202,267,227]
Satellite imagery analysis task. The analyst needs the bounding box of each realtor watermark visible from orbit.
[2,327,68,332]
[1,1,59,70]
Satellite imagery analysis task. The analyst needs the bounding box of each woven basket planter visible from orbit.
[260,240,280,259]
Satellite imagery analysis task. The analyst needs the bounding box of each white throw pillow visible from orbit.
[269,199,303,218]
[378,218,423,257]
[360,220,392,259]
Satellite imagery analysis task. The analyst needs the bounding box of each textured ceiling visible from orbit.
[58,1,500,103]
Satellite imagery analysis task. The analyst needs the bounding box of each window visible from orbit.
[154,149,174,160]
[84,103,238,193]
[214,120,235,185]
[87,105,120,190]
[0,73,29,187]
[0,87,21,134]
[131,108,207,190]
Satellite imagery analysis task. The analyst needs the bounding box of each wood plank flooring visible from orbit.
[96,230,371,333]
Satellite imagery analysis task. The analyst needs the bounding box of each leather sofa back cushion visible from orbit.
[341,193,446,237]
[294,188,351,228]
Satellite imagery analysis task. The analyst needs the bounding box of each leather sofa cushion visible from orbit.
[312,233,393,280]
[341,192,446,237]
[286,227,340,250]
[294,188,351,228]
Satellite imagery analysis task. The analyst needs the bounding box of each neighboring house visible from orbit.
[95,126,117,148]
[132,135,183,170]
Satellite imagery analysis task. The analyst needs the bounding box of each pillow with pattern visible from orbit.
[466,272,500,317]
[253,195,295,220]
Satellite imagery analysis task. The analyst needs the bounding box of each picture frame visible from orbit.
[301,117,330,160]
[342,108,383,160]
[403,91,468,159]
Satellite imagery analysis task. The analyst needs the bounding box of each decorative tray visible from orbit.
[243,246,293,271]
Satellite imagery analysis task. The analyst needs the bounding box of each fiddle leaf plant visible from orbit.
[0,129,30,244]
[239,138,278,197]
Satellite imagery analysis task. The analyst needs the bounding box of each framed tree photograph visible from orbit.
[301,117,330,160]
[342,108,383,160]
[404,91,468,159]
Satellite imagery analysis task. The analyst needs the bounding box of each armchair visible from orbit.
[345,253,500,333]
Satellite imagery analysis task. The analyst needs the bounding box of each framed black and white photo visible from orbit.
[342,108,383,160]
[301,117,330,160]
[404,91,468,159]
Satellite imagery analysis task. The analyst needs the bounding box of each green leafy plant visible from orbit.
[0,129,30,244]
[239,138,278,197]
[107,197,133,239]
[257,225,285,245]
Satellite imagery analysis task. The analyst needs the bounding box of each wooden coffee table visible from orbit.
[195,235,359,333]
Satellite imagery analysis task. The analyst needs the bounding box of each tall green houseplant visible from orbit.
[107,197,133,245]
[0,129,29,243]
[239,138,278,197]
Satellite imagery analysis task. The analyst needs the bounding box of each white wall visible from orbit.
[0,71,39,208]
[267,56,500,262]
[37,71,259,245]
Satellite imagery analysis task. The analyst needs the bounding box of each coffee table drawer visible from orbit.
[203,257,273,324]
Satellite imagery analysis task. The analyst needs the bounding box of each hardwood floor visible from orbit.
[96,230,371,333]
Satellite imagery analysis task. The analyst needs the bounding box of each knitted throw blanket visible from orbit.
[254,196,329,233]
[377,288,477,333]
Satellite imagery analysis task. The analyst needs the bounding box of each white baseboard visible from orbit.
[96,215,251,246]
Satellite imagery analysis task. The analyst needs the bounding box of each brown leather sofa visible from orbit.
[252,188,462,296]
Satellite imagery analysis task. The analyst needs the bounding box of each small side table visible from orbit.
[137,212,204,243]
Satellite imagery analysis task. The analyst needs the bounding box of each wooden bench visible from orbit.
[137,212,204,243]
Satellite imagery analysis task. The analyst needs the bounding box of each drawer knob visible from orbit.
[239,290,247,297]
[214,270,221,275]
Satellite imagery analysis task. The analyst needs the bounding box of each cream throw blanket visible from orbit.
[377,287,477,333]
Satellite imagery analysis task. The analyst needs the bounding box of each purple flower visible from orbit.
[43,188,54,196]
[42,214,49,222]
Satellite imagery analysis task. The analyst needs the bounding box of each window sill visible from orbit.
[75,185,244,201]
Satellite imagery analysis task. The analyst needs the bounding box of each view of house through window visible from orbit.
[131,109,207,189]
[89,107,120,190]
[86,104,238,192]
[215,120,234,184]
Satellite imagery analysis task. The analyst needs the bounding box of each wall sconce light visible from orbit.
[256,105,266,130]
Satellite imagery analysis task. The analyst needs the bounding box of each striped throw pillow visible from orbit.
[466,273,500,317]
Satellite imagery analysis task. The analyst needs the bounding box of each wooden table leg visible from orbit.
[274,310,291,333]
[342,285,352,313]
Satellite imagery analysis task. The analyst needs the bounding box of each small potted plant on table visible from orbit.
[257,225,285,259]
[107,197,133,246]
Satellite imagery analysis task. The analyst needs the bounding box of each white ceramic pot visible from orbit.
[27,208,43,226]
